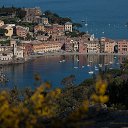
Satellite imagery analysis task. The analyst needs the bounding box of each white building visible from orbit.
[0,40,24,61]
[65,22,73,32]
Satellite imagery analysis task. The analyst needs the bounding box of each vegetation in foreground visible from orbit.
[0,73,110,128]
[1,60,128,127]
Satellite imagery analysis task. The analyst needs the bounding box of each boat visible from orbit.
[82,66,84,68]
[88,71,94,74]
[89,61,93,63]
[62,60,66,62]
[74,67,78,69]
[114,56,117,59]
[116,63,119,65]
[87,64,90,67]
[109,61,113,64]
[99,64,102,67]
[59,61,62,63]
[95,68,99,71]
[95,66,98,69]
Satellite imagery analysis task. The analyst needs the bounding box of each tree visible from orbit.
[61,75,75,88]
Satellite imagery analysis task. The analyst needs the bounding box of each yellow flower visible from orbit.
[99,95,109,103]
[91,94,99,103]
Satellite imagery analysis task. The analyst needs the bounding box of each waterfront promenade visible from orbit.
[30,52,128,58]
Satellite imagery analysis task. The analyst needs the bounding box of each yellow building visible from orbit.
[5,26,13,38]
[34,24,45,32]
[0,20,4,27]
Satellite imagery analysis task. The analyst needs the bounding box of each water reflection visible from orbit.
[1,55,128,89]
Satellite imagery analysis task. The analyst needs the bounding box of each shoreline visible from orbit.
[29,52,128,58]
[0,52,128,66]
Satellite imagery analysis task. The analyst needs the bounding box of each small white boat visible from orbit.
[82,66,84,68]
[109,67,113,70]
[95,66,98,69]
[109,61,113,64]
[74,67,78,69]
[77,59,79,62]
[95,68,99,71]
[114,56,117,59]
[99,64,102,67]
[87,64,90,67]
[62,60,66,62]
[88,71,94,74]
[59,61,62,63]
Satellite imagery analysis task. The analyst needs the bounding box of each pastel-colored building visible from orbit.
[5,26,13,38]
[34,24,45,33]
[24,7,42,23]
[42,17,49,25]
[0,40,24,61]
[16,26,29,38]
[100,37,115,53]
[87,39,100,53]
[31,40,62,53]
[118,40,128,54]
[19,41,33,57]
[24,7,42,17]
[65,22,73,32]
[0,20,4,27]
[79,43,87,53]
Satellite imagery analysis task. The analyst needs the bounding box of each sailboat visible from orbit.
[88,71,94,74]
[88,65,94,74]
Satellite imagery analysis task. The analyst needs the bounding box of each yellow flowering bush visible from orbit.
[0,82,62,128]
[91,76,109,105]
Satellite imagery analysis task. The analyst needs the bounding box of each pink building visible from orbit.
[79,43,87,53]
[16,26,29,38]
[118,40,128,54]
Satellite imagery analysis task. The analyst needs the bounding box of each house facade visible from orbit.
[65,22,73,32]
[118,40,128,54]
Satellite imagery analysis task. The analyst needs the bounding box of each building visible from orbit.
[100,37,116,53]
[117,40,128,54]
[24,7,42,17]
[34,24,45,33]
[16,26,29,38]
[31,40,62,53]
[65,22,73,32]
[0,20,4,27]
[65,38,79,52]
[19,41,33,57]
[86,39,100,53]
[52,24,65,35]
[45,26,53,35]
[24,7,42,23]
[42,17,49,25]
[79,42,87,53]
[0,40,24,61]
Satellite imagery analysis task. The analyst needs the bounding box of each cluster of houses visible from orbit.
[0,7,128,63]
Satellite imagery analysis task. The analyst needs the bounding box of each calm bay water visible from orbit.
[0,0,128,39]
[1,55,127,89]
[0,1,128,89]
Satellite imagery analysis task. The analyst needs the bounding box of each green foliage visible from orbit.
[61,75,75,87]
[16,8,26,19]
[0,40,10,45]
[44,10,72,25]
[0,29,6,36]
